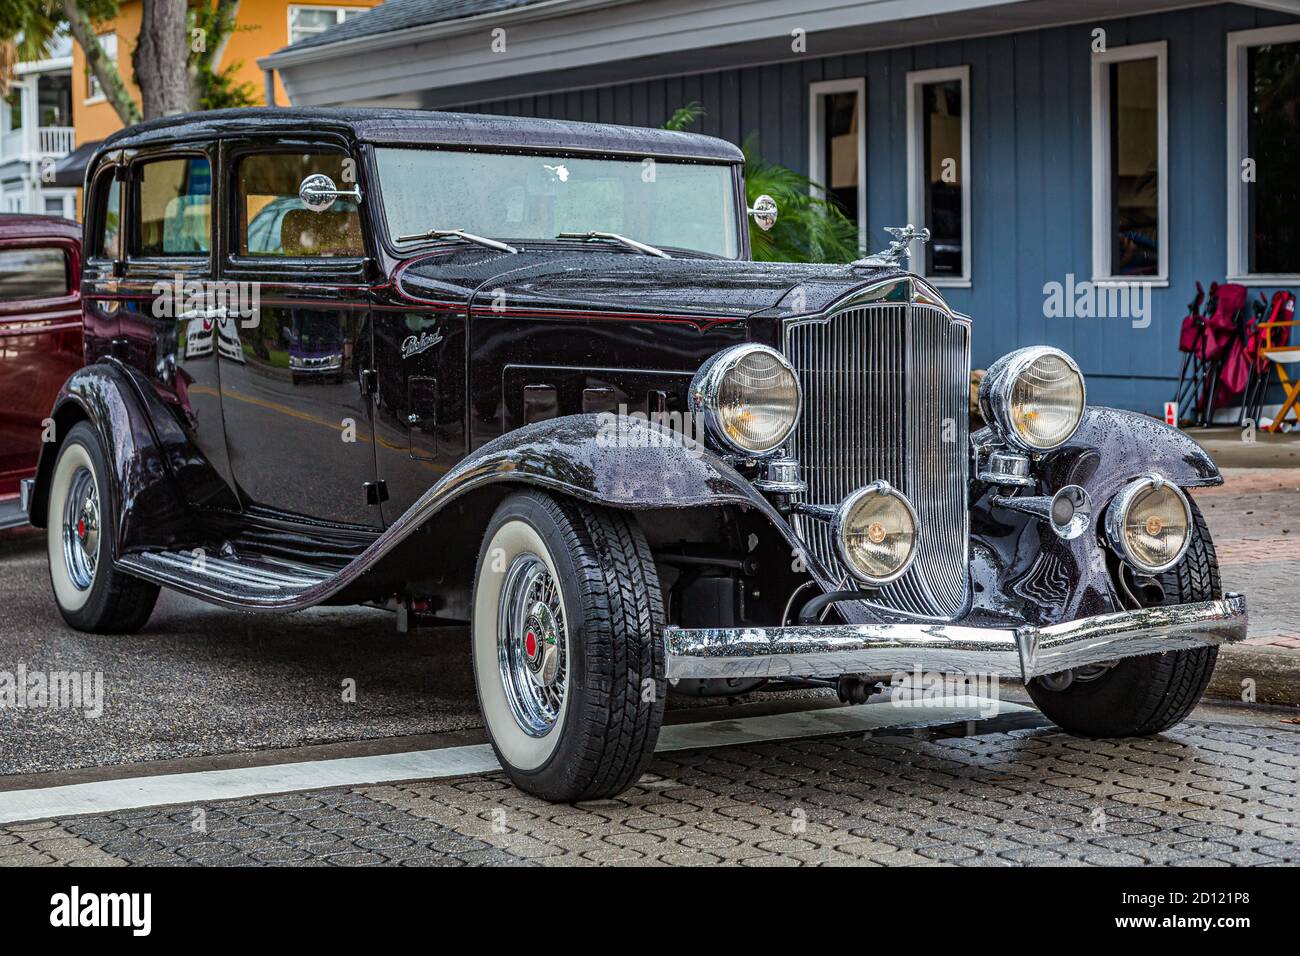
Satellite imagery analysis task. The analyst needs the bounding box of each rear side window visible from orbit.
[93,175,122,258]
[0,248,68,301]
[137,156,212,255]
[237,152,363,257]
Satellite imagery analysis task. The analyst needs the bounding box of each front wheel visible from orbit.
[471,490,666,801]
[1027,498,1220,737]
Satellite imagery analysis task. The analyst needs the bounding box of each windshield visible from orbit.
[375,147,739,258]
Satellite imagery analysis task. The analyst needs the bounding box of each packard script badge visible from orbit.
[401,329,444,359]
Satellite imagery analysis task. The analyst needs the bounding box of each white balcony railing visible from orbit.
[38,126,75,156]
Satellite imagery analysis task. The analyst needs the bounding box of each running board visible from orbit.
[0,497,28,531]
[118,550,334,607]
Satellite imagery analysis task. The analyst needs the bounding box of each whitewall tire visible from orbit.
[46,422,159,633]
[471,490,666,802]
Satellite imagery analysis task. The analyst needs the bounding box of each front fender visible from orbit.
[967,407,1223,629]
[125,413,836,611]
[390,412,824,577]
[29,362,195,554]
[1039,406,1222,498]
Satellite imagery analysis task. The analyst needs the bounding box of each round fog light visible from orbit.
[1104,475,1192,574]
[833,481,918,585]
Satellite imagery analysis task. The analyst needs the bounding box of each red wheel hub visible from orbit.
[525,630,538,658]
[77,518,86,541]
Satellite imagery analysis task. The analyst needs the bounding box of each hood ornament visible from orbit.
[853,224,930,270]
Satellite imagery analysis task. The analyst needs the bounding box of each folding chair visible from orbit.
[1260,293,1300,432]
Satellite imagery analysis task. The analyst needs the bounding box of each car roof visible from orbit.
[98,107,744,163]
[0,214,81,241]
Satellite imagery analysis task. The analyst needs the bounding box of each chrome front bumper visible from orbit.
[665,594,1248,681]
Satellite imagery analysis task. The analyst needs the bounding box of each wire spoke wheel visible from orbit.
[61,466,100,592]
[497,553,569,737]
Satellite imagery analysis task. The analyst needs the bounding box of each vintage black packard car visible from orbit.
[26,109,1247,802]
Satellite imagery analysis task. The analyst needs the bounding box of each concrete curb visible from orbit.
[1207,644,1300,708]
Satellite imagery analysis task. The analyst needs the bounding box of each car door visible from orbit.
[216,137,380,528]
[0,229,81,497]
[114,145,238,509]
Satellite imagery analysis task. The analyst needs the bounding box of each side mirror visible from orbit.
[748,194,778,231]
[298,173,363,212]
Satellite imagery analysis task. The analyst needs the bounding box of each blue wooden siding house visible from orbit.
[262,0,1300,416]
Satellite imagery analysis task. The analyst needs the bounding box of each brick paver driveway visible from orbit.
[3,706,1297,867]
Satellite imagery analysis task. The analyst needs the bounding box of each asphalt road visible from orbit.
[0,533,481,775]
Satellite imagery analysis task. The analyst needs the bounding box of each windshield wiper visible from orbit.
[396,228,518,254]
[557,231,671,259]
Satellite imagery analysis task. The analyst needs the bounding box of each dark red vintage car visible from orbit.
[0,214,82,530]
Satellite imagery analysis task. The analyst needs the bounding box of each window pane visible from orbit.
[87,34,116,100]
[6,90,21,131]
[0,248,67,300]
[239,152,363,257]
[822,91,859,227]
[1247,41,1300,274]
[290,8,347,43]
[1109,58,1159,276]
[137,157,211,255]
[922,80,963,276]
[99,177,121,258]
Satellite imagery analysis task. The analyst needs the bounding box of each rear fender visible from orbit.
[29,362,198,554]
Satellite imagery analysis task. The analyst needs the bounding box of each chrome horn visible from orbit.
[992,485,1093,540]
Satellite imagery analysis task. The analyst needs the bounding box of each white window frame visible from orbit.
[906,65,971,287]
[1226,23,1300,285]
[1086,41,1170,286]
[808,78,867,251]
[84,33,116,105]
[1090,41,1168,286]
[287,5,363,46]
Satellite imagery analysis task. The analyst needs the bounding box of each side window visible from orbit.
[237,152,363,257]
[94,175,122,259]
[136,156,212,256]
[0,248,68,301]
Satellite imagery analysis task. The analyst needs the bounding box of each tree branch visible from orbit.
[62,0,141,125]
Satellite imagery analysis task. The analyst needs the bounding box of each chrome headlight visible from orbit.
[832,481,918,585]
[980,346,1086,451]
[690,344,801,456]
[1104,475,1193,574]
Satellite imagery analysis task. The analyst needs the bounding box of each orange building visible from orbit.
[72,1,382,147]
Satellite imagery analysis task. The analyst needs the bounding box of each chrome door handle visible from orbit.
[177,307,228,321]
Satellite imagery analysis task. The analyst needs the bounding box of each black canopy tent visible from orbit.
[51,140,102,188]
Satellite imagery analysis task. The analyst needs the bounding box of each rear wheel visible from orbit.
[471,490,666,802]
[46,422,159,633]
[1027,499,1220,737]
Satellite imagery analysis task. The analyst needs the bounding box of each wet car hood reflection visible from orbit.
[396,248,902,321]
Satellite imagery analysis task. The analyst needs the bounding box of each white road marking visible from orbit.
[0,697,1028,825]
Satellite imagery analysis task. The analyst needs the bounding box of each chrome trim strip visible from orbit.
[665,593,1247,681]
[19,478,34,514]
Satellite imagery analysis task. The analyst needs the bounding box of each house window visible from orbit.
[907,66,970,284]
[808,79,866,248]
[288,6,365,45]
[86,33,117,102]
[1228,24,1300,281]
[1091,42,1167,282]
[5,89,22,132]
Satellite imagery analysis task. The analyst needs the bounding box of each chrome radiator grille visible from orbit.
[783,292,972,619]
